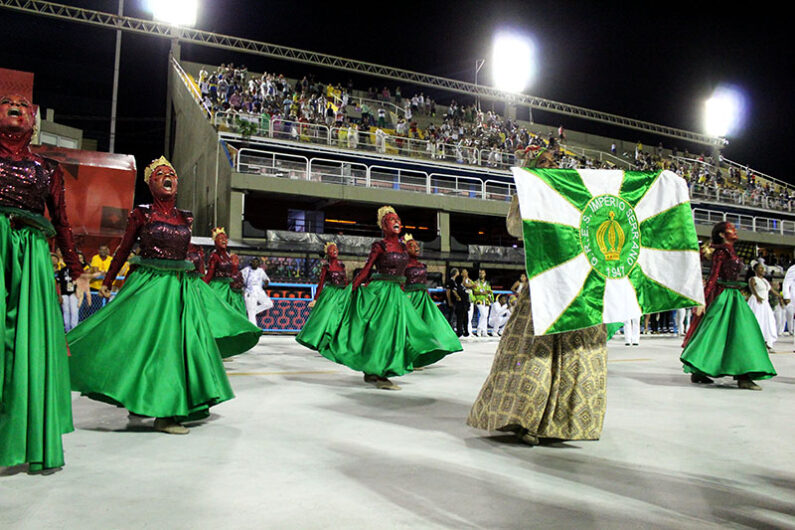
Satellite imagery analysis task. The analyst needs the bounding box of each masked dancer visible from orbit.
[322,206,458,390]
[0,94,82,471]
[68,157,241,435]
[681,222,776,389]
[403,234,462,354]
[296,242,351,352]
[204,227,247,318]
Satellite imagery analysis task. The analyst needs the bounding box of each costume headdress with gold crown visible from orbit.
[324,241,338,254]
[144,156,176,183]
[211,226,227,240]
[377,205,397,227]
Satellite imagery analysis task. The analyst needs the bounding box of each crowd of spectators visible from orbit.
[197,63,794,211]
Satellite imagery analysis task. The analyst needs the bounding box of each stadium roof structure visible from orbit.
[2,0,724,148]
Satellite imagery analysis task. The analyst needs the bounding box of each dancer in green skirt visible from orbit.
[187,242,260,358]
[681,221,776,389]
[403,234,462,357]
[0,94,83,471]
[204,227,247,318]
[321,206,458,390]
[68,157,238,435]
[296,242,352,352]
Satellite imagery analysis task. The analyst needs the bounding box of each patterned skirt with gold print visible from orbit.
[467,287,608,441]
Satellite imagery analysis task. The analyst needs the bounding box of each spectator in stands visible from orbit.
[377,107,387,128]
[56,253,80,331]
[89,244,112,292]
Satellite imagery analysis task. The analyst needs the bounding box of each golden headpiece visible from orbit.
[211,226,227,240]
[403,233,415,243]
[377,205,397,226]
[324,241,338,253]
[596,211,625,261]
[144,156,175,183]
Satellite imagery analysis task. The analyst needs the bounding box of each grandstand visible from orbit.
[163,53,795,331]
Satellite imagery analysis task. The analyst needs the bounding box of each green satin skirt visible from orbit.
[296,284,352,352]
[320,277,459,377]
[209,277,248,318]
[681,288,776,380]
[190,273,260,357]
[67,264,235,419]
[405,286,463,362]
[0,214,73,471]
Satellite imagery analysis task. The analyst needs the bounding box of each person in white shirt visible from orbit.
[782,263,795,347]
[488,294,511,336]
[748,262,778,350]
[241,257,273,327]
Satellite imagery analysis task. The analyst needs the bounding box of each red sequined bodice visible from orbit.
[375,248,409,276]
[405,263,427,285]
[211,254,238,278]
[139,218,191,261]
[0,157,53,213]
[327,269,348,286]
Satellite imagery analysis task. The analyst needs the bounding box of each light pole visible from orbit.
[109,0,123,153]
[474,59,485,111]
[148,0,198,158]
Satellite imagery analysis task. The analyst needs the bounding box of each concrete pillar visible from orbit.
[229,191,244,240]
[438,210,450,253]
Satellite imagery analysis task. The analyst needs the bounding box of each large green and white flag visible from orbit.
[512,167,704,335]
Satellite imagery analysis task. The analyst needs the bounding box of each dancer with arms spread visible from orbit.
[68,157,239,434]
[321,206,458,390]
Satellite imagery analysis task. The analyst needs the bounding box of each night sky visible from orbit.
[2,0,792,192]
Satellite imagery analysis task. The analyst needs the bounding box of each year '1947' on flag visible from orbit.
[512,167,705,335]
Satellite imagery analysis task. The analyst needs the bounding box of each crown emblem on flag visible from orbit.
[596,211,624,261]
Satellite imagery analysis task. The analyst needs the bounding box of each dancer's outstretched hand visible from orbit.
[693,305,705,317]
[99,285,112,299]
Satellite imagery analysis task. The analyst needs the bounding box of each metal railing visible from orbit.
[235,147,514,202]
[562,144,637,169]
[213,111,795,216]
[692,208,795,236]
[689,184,794,213]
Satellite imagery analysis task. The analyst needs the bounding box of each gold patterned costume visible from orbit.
[467,195,608,441]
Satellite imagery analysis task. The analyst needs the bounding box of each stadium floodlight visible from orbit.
[704,85,746,138]
[492,31,535,94]
[147,0,198,26]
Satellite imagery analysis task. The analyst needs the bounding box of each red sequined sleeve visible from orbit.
[315,264,328,299]
[203,253,219,283]
[102,208,145,289]
[46,164,83,279]
[352,242,383,290]
[195,247,206,276]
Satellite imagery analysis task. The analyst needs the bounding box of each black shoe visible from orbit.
[690,373,714,384]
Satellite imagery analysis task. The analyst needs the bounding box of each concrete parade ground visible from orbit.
[2,334,794,529]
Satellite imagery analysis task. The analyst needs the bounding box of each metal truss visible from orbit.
[1,0,723,147]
